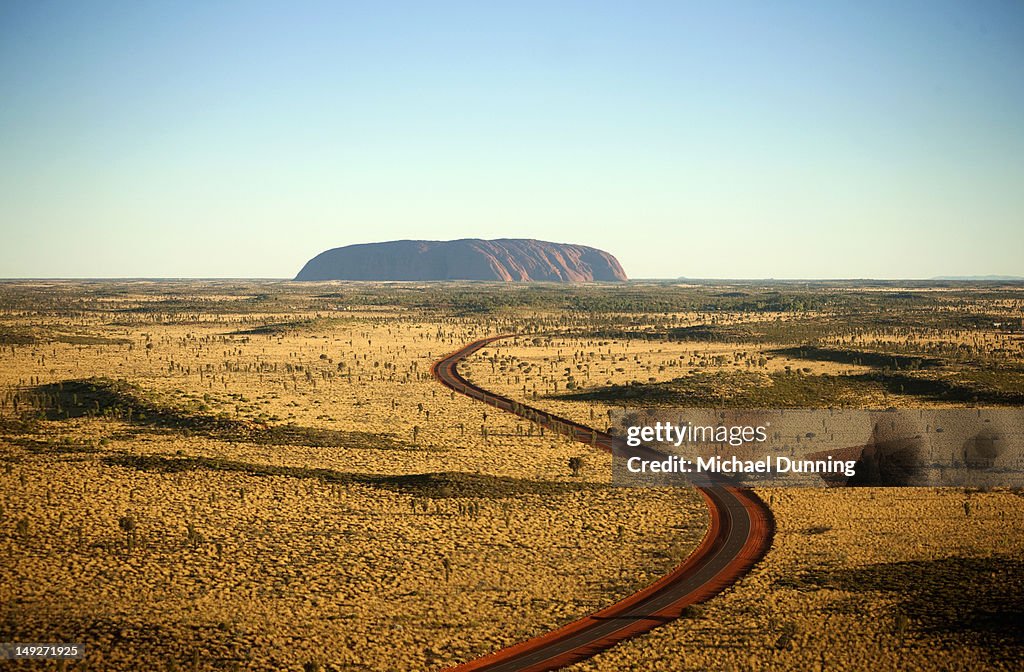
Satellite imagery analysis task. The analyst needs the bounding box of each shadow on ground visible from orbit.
[102,453,603,499]
[779,556,1024,648]
[22,379,403,449]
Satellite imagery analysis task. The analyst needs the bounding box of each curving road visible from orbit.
[432,335,774,672]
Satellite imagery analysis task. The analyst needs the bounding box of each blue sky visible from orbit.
[1,1,1022,278]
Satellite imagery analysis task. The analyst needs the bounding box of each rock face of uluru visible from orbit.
[295,239,627,282]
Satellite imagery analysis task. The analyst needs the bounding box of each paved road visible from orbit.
[432,335,774,672]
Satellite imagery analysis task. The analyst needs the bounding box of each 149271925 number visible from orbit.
[1,643,84,659]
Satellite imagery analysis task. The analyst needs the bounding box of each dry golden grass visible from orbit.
[566,487,1024,672]
[468,331,1024,672]
[0,284,707,670]
[1,281,1021,670]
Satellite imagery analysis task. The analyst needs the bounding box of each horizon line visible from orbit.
[1,276,1022,283]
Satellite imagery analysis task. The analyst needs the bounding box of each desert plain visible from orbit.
[1,280,1022,670]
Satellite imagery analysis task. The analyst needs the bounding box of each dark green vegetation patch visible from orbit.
[554,371,879,407]
[770,346,944,371]
[228,317,352,336]
[21,379,402,449]
[0,324,130,346]
[778,556,1024,650]
[555,368,1024,407]
[102,454,601,499]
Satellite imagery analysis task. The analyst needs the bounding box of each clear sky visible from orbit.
[1,1,1022,279]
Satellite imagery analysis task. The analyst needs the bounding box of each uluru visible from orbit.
[294,239,628,282]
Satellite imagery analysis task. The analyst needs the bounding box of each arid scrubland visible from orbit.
[0,281,705,671]
[460,284,1024,671]
[565,488,1024,672]
[1,280,1022,670]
